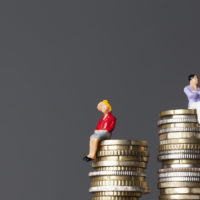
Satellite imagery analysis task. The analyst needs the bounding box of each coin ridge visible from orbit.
[90,180,148,187]
[92,161,147,168]
[160,109,197,117]
[159,127,200,134]
[158,181,200,188]
[159,177,200,182]
[158,154,200,160]
[159,150,200,155]
[89,186,148,192]
[100,140,148,146]
[159,132,200,140]
[93,191,142,196]
[89,171,146,177]
[95,167,144,172]
[159,167,200,173]
[96,156,149,162]
[159,143,200,151]
[158,118,198,126]
[159,194,200,199]
[160,187,200,194]
[159,172,200,177]
[97,150,149,157]
[92,196,139,200]
[160,138,200,145]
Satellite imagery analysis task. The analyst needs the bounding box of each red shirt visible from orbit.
[95,112,116,133]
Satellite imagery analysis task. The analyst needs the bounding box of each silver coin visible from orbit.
[159,127,200,134]
[159,154,200,160]
[159,172,200,178]
[161,115,197,119]
[88,171,146,177]
[89,186,147,192]
[159,177,200,182]
[158,118,198,126]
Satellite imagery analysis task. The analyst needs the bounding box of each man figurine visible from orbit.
[184,74,200,123]
[83,100,116,162]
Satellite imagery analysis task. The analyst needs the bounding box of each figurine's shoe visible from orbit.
[83,156,93,162]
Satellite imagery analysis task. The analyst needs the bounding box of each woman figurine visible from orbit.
[83,100,116,162]
[184,74,200,123]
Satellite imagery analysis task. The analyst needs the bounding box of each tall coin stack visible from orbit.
[158,109,200,200]
[89,140,150,200]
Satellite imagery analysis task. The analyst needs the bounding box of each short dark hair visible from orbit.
[188,74,198,81]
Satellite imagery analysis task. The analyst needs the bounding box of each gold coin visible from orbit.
[92,161,147,168]
[96,156,149,162]
[99,146,147,151]
[160,123,198,129]
[158,181,200,188]
[160,109,196,117]
[91,176,145,181]
[159,132,200,140]
[95,167,144,172]
[93,191,142,197]
[162,164,200,168]
[90,180,148,187]
[160,188,200,194]
[159,194,200,199]
[159,144,200,151]
[97,150,149,157]
[162,160,200,165]
[159,167,200,173]
[100,140,148,146]
[160,138,200,145]
[92,197,139,200]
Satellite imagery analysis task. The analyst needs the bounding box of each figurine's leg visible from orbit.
[87,137,100,159]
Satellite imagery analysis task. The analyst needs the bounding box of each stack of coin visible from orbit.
[158,109,200,200]
[89,140,150,200]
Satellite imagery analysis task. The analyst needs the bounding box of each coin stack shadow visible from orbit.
[89,140,150,200]
[158,109,200,200]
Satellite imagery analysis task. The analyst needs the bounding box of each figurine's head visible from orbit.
[97,100,112,114]
[188,74,199,85]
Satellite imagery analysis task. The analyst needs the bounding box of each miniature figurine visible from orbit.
[184,74,200,123]
[83,100,116,162]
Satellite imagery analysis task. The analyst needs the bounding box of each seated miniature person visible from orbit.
[83,100,116,162]
[184,74,200,123]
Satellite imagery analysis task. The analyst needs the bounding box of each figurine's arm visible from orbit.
[184,86,196,99]
[106,118,116,133]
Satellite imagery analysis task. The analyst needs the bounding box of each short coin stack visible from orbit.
[158,109,200,200]
[89,140,150,200]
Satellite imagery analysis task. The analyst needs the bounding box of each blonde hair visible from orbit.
[102,100,112,111]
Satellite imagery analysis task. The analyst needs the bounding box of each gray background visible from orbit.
[0,1,199,200]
